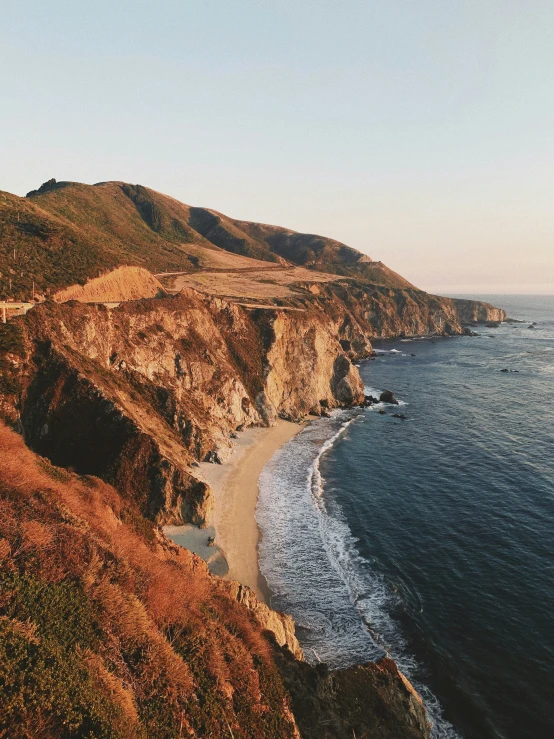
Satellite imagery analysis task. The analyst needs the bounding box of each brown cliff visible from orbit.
[0,291,363,527]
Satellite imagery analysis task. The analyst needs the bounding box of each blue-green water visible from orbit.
[258,295,554,738]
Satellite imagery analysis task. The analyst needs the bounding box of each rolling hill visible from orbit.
[0,179,414,301]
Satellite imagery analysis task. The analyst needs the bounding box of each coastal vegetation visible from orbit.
[0,178,507,737]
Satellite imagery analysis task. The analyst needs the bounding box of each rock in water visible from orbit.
[379,389,399,405]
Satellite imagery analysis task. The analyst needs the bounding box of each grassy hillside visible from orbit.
[0,179,415,300]
[0,422,298,738]
[0,189,120,301]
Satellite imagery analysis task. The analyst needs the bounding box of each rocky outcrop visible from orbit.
[298,282,506,344]
[258,309,365,419]
[223,581,304,660]
[1,290,363,525]
[452,297,506,325]
[379,390,399,404]
[275,649,431,738]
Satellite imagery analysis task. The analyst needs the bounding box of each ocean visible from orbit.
[257,295,554,739]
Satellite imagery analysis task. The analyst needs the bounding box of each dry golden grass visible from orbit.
[54,266,165,304]
[0,422,297,738]
[161,265,343,302]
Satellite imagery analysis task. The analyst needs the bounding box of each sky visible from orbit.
[2,0,553,294]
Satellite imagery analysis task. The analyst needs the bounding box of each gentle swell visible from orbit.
[257,412,460,738]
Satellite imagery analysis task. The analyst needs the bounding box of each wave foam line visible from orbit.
[303,422,461,739]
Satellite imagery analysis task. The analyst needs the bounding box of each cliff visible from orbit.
[0,292,364,527]
[300,282,506,342]
[0,178,507,737]
[2,180,505,331]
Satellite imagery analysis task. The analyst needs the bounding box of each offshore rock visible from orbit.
[379,390,399,404]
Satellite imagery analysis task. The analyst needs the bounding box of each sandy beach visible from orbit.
[165,419,304,601]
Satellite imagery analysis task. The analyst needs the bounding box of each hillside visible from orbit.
[0,179,416,301]
[0,378,430,739]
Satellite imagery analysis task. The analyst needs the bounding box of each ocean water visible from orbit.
[257,295,554,739]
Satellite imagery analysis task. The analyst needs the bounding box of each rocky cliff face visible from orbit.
[275,650,430,739]
[299,282,506,346]
[1,291,364,527]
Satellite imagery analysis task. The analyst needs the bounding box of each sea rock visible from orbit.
[364,394,378,405]
[330,354,365,406]
[379,390,399,405]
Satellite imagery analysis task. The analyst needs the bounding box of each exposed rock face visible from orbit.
[275,649,431,738]
[223,581,303,660]
[452,298,506,325]
[331,354,365,405]
[1,291,363,525]
[259,310,365,419]
[308,283,506,340]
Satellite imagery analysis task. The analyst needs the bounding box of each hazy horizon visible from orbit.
[2,1,553,294]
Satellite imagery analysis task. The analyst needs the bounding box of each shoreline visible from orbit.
[165,419,305,602]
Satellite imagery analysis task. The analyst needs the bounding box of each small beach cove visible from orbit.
[164,419,304,602]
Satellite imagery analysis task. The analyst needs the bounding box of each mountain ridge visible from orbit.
[0,178,415,299]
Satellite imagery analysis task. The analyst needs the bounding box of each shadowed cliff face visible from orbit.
[275,650,431,739]
[0,291,364,526]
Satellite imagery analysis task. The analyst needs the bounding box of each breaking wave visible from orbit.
[257,411,460,738]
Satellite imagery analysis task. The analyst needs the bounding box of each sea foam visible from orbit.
[257,411,461,738]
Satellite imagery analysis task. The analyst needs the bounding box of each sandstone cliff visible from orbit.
[295,282,506,345]
[0,291,364,527]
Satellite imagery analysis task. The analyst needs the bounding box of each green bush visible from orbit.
[0,573,130,738]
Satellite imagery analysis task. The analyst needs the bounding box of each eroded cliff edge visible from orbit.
[0,282,505,530]
[0,291,365,527]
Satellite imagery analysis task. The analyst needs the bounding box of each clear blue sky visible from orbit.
[2,1,553,293]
